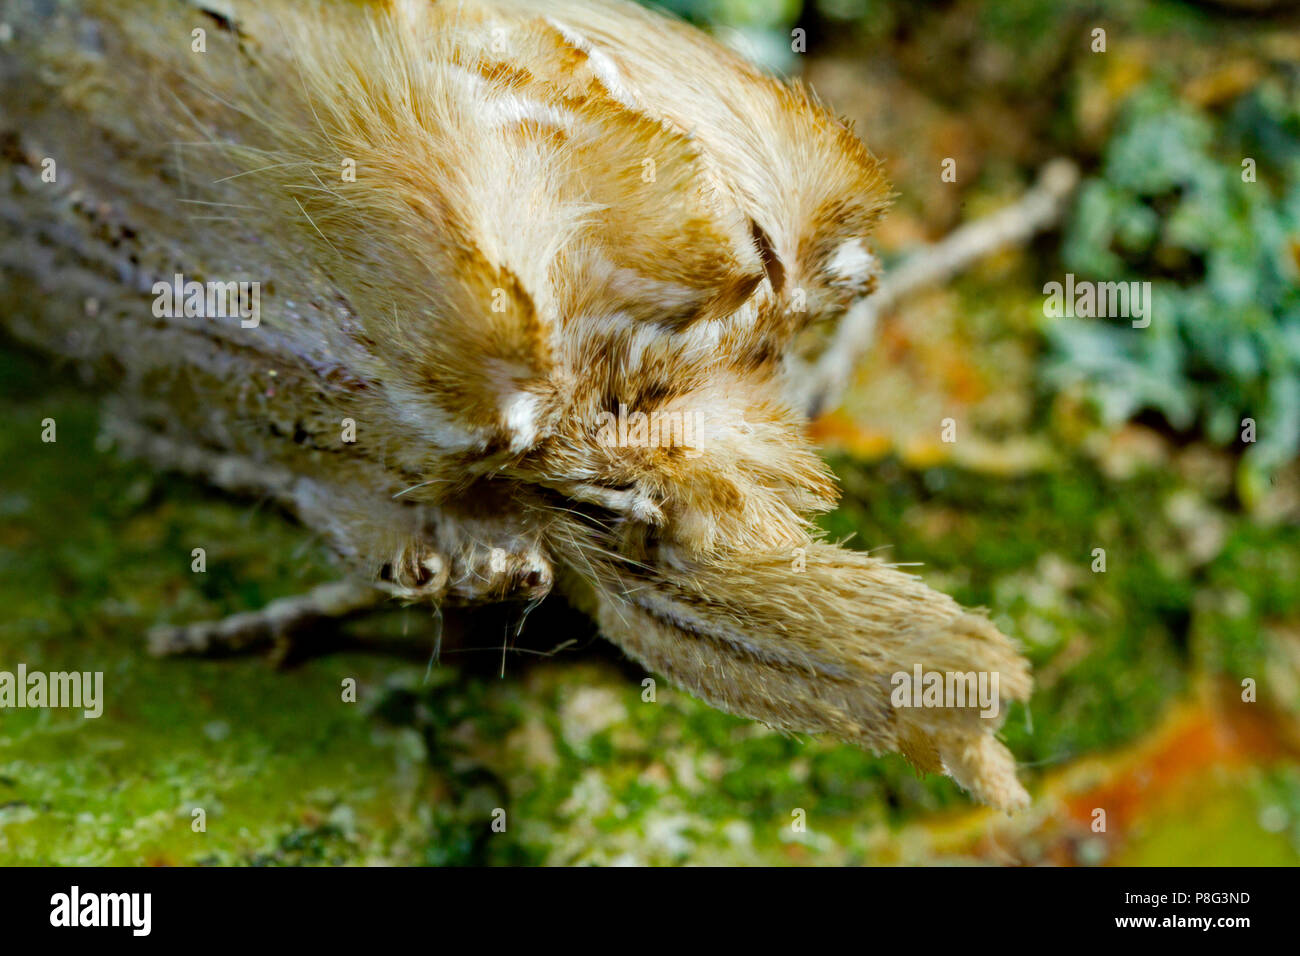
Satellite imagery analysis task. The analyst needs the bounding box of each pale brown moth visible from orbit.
[0,0,1032,808]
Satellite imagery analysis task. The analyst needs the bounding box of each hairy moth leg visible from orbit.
[107,412,556,648]
[147,579,388,660]
[563,536,1032,809]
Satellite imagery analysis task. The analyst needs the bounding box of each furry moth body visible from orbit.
[0,0,1032,807]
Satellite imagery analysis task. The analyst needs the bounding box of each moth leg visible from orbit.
[101,412,429,658]
[105,411,553,649]
[101,409,304,506]
[543,480,663,525]
[147,539,459,663]
[147,578,387,661]
[432,532,555,604]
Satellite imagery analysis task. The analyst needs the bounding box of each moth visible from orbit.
[0,0,1032,808]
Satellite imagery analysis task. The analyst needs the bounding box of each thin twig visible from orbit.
[802,158,1081,418]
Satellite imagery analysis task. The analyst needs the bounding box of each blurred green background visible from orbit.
[2,0,1299,864]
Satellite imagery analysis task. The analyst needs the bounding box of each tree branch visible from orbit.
[802,158,1081,418]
